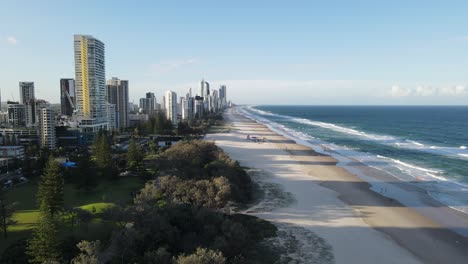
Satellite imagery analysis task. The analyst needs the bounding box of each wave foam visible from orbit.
[248,106,468,161]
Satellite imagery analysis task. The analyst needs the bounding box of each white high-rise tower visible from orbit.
[164,91,177,124]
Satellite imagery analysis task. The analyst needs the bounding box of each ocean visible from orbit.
[240,105,468,213]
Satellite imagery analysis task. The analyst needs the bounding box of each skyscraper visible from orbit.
[19,82,34,104]
[74,35,107,132]
[106,103,116,131]
[38,107,56,150]
[60,78,75,116]
[139,92,157,115]
[164,91,177,124]
[146,92,157,115]
[106,77,129,129]
[219,85,227,109]
[19,82,35,126]
[7,102,26,127]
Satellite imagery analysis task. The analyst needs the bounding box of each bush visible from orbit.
[175,248,226,264]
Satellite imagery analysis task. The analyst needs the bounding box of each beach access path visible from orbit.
[205,107,468,264]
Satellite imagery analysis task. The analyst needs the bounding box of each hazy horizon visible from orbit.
[1,1,468,105]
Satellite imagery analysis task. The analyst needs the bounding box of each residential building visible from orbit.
[219,85,227,109]
[106,77,129,129]
[74,34,107,133]
[60,78,75,116]
[0,127,38,146]
[7,102,26,127]
[34,99,50,128]
[106,103,116,131]
[19,82,36,126]
[181,97,194,120]
[164,91,177,124]
[38,107,56,149]
[212,90,219,112]
[0,146,24,158]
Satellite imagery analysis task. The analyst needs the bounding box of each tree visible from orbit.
[175,248,226,264]
[92,133,115,180]
[37,156,64,217]
[144,247,172,264]
[26,214,61,263]
[75,150,97,191]
[0,194,15,238]
[127,139,143,171]
[176,121,192,135]
[148,140,157,155]
[71,240,101,264]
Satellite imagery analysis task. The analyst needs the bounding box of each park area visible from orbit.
[1,177,144,255]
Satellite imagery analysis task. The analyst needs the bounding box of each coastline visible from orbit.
[206,107,468,264]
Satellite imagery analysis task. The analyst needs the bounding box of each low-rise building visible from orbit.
[0,146,25,158]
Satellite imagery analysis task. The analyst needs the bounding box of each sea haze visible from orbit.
[241,105,468,213]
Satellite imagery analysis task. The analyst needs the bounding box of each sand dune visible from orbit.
[205,107,468,264]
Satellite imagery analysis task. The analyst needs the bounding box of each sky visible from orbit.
[1,0,468,105]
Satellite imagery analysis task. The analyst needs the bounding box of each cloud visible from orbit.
[415,86,435,96]
[439,85,466,96]
[6,36,17,44]
[149,58,199,74]
[390,85,412,97]
[390,85,466,97]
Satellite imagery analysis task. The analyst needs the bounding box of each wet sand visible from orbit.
[206,107,468,264]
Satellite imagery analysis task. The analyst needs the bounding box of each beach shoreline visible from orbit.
[206,107,468,264]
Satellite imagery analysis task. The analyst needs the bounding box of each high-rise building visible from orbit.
[194,96,204,118]
[146,92,157,114]
[19,82,35,104]
[164,91,177,124]
[106,77,129,129]
[181,97,194,120]
[74,35,107,132]
[34,99,50,126]
[199,79,210,98]
[212,90,219,112]
[19,82,35,126]
[139,92,157,115]
[106,103,116,131]
[60,79,75,116]
[7,102,26,127]
[38,107,56,150]
[219,85,227,109]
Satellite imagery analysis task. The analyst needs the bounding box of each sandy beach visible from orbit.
[206,107,468,264]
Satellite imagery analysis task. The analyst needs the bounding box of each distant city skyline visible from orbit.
[1,1,468,105]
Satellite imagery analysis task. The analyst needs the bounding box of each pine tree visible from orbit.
[127,139,143,171]
[37,156,64,217]
[75,150,97,191]
[92,134,115,179]
[0,194,15,238]
[26,214,61,263]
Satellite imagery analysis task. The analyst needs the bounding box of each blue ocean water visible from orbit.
[241,105,468,213]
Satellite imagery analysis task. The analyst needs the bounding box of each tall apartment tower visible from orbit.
[38,107,56,150]
[146,92,157,114]
[106,77,129,129]
[19,82,35,126]
[106,103,116,131]
[219,85,227,109]
[74,35,107,132]
[60,79,75,116]
[7,102,26,127]
[164,91,177,124]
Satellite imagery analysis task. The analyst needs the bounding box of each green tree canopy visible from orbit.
[26,215,61,264]
[127,139,143,171]
[37,156,64,217]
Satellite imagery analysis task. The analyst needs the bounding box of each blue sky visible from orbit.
[1,0,468,105]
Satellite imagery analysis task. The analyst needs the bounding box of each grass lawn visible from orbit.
[0,176,144,254]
